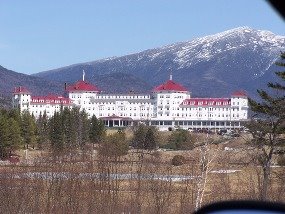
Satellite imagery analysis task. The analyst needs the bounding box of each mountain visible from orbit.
[34,27,285,98]
[0,65,63,108]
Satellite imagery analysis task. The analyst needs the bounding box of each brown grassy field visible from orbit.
[0,133,284,213]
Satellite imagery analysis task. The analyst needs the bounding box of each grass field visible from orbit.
[0,132,284,213]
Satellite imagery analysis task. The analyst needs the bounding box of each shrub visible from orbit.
[171,155,186,166]
[277,154,285,166]
[131,124,158,150]
[98,130,128,157]
[166,129,194,150]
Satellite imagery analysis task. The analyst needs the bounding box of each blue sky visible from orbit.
[0,0,284,75]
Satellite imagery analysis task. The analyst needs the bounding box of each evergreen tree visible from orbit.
[7,118,22,152]
[247,52,285,200]
[166,129,194,150]
[98,129,129,158]
[8,108,21,125]
[0,111,22,159]
[49,111,65,154]
[36,111,49,149]
[68,107,83,149]
[62,107,75,149]
[48,107,92,153]
[89,115,106,145]
[132,124,148,149]
[132,124,159,150]
[21,110,37,149]
[0,114,10,159]
[79,109,90,149]
[144,127,157,150]
[68,108,89,149]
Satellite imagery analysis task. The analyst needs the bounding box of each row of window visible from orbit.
[31,105,60,108]
[98,106,151,111]
[159,95,171,98]
[159,101,181,105]
[83,101,152,105]
[71,95,81,99]
[159,95,185,99]
[72,95,150,99]
[32,100,61,103]
[98,113,153,117]
[159,107,241,111]
[153,121,240,126]
[98,95,150,99]
[158,113,242,118]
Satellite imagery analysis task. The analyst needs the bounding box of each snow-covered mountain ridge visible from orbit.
[34,27,285,98]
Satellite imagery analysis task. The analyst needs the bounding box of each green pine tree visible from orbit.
[166,129,194,150]
[89,115,106,145]
[98,129,129,158]
[0,111,22,159]
[36,111,49,149]
[49,111,65,154]
[79,109,90,149]
[7,118,22,152]
[62,107,75,149]
[21,110,37,149]
[247,52,285,200]
[144,127,157,150]
[0,114,10,159]
[132,124,148,149]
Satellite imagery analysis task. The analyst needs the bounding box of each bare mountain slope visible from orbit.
[0,65,63,98]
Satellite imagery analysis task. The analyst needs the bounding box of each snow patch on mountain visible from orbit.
[33,27,285,99]
[169,27,285,69]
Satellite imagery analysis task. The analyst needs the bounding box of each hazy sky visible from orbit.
[0,0,284,75]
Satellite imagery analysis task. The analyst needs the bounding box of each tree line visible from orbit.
[0,106,196,159]
[0,107,107,159]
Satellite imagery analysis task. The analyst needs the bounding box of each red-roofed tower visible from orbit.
[152,75,191,119]
[66,80,100,109]
[12,86,32,111]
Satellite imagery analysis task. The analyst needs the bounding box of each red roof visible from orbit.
[31,95,73,105]
[231,91,247,97]
[153,80,188,92]
[66,80,100,92]
[181,98,231,106]
[13,86,31,94]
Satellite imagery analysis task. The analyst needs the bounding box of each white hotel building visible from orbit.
[12,76,248,131]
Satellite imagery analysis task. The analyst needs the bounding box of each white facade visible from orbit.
[12,87,73,118]
[12,78,248,131]
[70,92,154,121]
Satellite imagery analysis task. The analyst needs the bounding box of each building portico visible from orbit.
[100,115,133,128]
